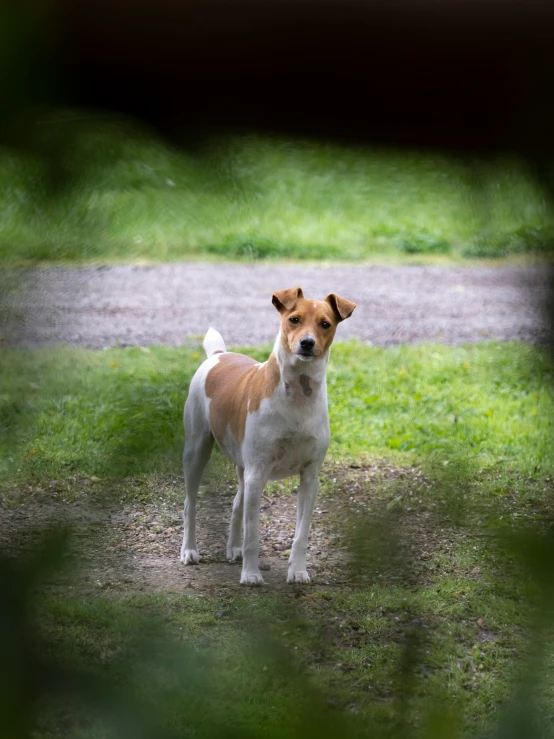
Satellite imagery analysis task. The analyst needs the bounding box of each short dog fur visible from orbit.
[180,287,356,585]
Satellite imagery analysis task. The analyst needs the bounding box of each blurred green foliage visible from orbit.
[2,487,554,739]
[0,119,552,265]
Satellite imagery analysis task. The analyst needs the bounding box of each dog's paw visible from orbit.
[227,546,243,562]
[240,571,264,586]
[287,569,311,584]
[181,549,200,565]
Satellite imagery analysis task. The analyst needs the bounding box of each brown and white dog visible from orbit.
[180,287,356,585]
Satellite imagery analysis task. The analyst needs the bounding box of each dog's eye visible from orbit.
[289,316,300,324]
[321,321,331,329]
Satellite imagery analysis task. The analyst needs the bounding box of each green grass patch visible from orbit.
[0,119,552,265]
[24,547,554,738]
[1,342,552,488]
[32,591,350,739]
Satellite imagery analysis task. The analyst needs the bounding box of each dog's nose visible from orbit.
[300,337,315,350]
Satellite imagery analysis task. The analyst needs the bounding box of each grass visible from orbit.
[23,519,554,739]
[28,583,539,739]
[0,116,552,265]
[33,592,350,738]
[2,340,554,737]
[1,341,552,486]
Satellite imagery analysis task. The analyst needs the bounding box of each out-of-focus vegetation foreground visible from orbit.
[2,117,554,739]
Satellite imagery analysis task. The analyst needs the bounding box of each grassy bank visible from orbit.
[0,120,552,265]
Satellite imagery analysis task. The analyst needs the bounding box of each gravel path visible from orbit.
[1,263,551,348]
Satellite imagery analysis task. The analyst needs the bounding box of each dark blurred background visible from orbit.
[4,0,554,160]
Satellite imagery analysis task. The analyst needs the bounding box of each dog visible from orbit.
[180,286,356,585]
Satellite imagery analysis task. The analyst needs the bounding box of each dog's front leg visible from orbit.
[240,470,266,585]
[287,461,322,584]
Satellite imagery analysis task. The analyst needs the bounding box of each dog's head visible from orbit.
[272,287,356,361]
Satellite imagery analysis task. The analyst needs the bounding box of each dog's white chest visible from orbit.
[267,434,320,480]
[243,394,329,480]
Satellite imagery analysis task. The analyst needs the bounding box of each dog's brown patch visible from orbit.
[299,374,313,397]
[205,352,281,446]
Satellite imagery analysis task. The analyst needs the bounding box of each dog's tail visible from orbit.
[203,327,226,357]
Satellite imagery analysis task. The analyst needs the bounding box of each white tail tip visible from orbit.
[203,327,226,357]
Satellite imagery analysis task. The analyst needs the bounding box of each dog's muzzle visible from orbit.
[296,337,316,358]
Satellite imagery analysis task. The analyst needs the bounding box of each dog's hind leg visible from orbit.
[227,466,244,561]
[180,424,214,565]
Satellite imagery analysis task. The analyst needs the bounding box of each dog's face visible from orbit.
[272,287,356,361]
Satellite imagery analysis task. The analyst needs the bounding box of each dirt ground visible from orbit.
[0,464,451,597]
[2,263,550,348]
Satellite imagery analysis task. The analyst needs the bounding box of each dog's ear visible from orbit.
[272,287,304,313]
[325,293,356,322]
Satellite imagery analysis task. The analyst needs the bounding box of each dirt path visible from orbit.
[1,477,347,595]
[2,263,550,348]
[1,465,445,596]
